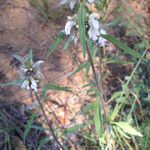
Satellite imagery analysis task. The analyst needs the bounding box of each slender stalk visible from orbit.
[97,46,107,103]
[86,42,107,117]
[113,126,125,150]
[86,42,111,149]
[34,92,64,150]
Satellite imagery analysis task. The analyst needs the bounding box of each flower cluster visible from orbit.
[64,12,107,47]
[88,13,107,46]
[59,0,95,10]
[64,14,79,44]
[14,51,43,92]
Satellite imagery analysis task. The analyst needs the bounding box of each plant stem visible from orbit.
[86,43,107,115]
[86,42,112,149]
[34,91,64,150]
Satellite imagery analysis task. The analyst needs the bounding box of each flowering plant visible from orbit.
[13,50,43,92]
[47,1,146,149]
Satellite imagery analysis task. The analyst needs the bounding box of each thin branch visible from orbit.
[86,42,112,149]
[86,42,107,118]
[34,91,64,150]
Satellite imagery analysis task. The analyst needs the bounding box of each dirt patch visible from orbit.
[0,0,90,130]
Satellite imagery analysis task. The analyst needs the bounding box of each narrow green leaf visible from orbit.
[63,146,68,150]
[83,102,94,114]
[37,138,49,150]
[28,49,33,65]
[107,17,121,28]
[116,126,131,139]
[113,121,143,137]
[77,2,86,58]
[69,63,87,76]
[87,88,95,94]
[82,81,96,88]
[31,125,50,131]
[85,61,91,76]
[109,91,122,102]
[13,55,25,65]
[44,84,70,92]
[41,84,71,99]
[93,101,102,137]
[62,124,84,135]
[0,80,23,87]
[23,112,37,141]
[106,59,133,65]
[87,38,98,58]
[47,32,64,57]
[102,35,141,59]
[63,35,75,50]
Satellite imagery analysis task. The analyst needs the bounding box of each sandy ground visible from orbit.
[0,0,89,128]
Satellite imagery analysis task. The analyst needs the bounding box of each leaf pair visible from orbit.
[113,121,143,137]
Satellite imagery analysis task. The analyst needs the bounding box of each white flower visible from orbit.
[98,36,107,47]
[59,0,77,10]
[88,13,100,41]
[88,13,100,29]
[98,29,107,47]
[89,13,100,20]
[99,28,106,35]
[88,0,94,2]
[59,0,69,5]
[18,67,27,79]
[65,20,76,35]
[30,78,38,92]
[21,78,38,92]
[89,17,100,29]
[88,27,99,41]
[88,13,107,47]
[33,60,44,69]
[63,14,79,46]
[21,80,30,90]
[69,0,77,10]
